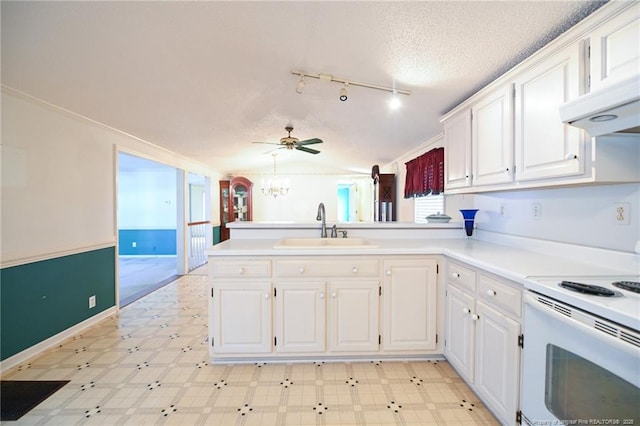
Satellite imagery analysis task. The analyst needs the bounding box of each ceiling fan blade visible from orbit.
[252,141,280,146]
[296,145,320,154]
[297,138,323,146]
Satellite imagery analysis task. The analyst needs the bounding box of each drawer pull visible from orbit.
[352,267,359,273]
[299,267,305,274]
[486,289,496,297]
[332,292,337,298]
[471,314,479,321]
[451,272,460,278]
[238,267,245,274]
[319,292,325,299]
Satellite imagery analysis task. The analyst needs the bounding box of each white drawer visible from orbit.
[275,258,380,277]
[210,260,271,278]
[447,261,476,293]
[478,273,522,318]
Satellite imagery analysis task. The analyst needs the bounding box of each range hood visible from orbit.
[559,76,640,137]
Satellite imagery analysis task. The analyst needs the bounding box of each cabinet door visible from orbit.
[514,42,584,181]
[328,280,379,352]
[474,301,521,425]
[443,109,472,189]
[444,285,475,381]
[589,5,640,91]
[211,282,272,353]
[274,282,326,353]
[382,259,437,351]
[472,85,514,186]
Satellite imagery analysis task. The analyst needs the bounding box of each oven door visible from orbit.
[521,291,640,424]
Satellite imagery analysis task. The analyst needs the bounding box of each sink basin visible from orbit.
[274,237,378,249]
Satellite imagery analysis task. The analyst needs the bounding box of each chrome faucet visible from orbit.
[316,202,327,238]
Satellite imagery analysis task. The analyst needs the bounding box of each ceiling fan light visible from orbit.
[296,76,305,94]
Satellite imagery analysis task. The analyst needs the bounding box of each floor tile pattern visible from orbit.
[3,274,499,425]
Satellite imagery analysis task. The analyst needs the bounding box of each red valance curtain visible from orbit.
[404,147,444,198]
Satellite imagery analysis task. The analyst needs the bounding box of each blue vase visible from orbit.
[459,209,479,237]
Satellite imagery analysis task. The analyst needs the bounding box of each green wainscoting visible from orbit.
[1,247,116,361]
[213,225,221,245]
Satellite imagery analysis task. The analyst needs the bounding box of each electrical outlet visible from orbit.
[532,202,542,219]
[132,241,137,248]
[499,203,506,216]
[613,202,630,225]
[89,295,96,309]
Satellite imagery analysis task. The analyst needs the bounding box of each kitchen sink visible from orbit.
[273,237,378,249]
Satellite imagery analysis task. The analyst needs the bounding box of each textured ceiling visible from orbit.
[1,1,606,176]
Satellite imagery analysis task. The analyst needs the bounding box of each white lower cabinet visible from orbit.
[209,255,439,360]
[274,282,326,353]
[328,280,379,352]
[444,284,475,379]
[444,260,522,426]
[474,301,521,425]
[382,258,438,351]
[211,281,272,354]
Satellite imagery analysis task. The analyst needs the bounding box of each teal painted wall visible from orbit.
[213,226,221,245]
[0,247,116,361]
[118,229,177,255]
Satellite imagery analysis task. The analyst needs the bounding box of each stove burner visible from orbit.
[612,281,640,294]
[559,280,617,297]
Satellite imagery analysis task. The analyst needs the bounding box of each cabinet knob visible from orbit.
[238,267,244,274]
[487,289,496,297]
[505,167,510,172]
[463,307,471,314]
[565,153,578,160]
[451,272,460,278]
[332,292,337,298]
[352,267,359,273]
[319,292,325,299]
[264,293,270,299]
[471,314,479,321]
[386,270,392,276]
[299,267,305,274]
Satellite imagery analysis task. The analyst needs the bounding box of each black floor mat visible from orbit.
[1,380,69,421]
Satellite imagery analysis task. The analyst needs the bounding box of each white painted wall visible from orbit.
[0,88,218,266]
[468,183,640,254]
[240,172,373,223]
[118,168,177,229]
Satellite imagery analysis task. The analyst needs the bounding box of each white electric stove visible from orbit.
[524,275,640,331]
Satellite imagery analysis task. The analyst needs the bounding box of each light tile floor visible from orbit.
[3,274,499,425]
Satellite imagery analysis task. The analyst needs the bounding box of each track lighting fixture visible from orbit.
[339,83,348,101]
[295,75,306,94]
[389,89,401,110]
[291,70,410,104]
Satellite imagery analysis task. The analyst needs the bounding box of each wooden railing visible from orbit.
[187,220,210,271]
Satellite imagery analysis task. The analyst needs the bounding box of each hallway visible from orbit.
[118,256,178,306]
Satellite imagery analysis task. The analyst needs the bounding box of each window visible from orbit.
[414,194,444,223]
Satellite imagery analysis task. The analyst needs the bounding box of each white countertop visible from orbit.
[227,221,462,229]
[207,237,636,286]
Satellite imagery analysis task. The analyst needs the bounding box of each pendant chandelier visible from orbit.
[261,153,289,198]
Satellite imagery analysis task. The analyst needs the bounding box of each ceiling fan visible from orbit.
[253,125,323,154]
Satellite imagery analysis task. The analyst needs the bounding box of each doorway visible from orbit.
[117,153,178,306]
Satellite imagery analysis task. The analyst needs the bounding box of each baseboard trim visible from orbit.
[0,306,117,376]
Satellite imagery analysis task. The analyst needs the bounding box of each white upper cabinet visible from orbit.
[472,85,514,186]
[443,108,472,190]
[514,41,584,182]
[589,5,640,91]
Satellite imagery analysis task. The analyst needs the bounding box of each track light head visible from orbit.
[339,83,348,101]
[295,75,306,94]
[389,90,401,110]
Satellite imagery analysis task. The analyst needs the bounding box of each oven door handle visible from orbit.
[525,294,640,359]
